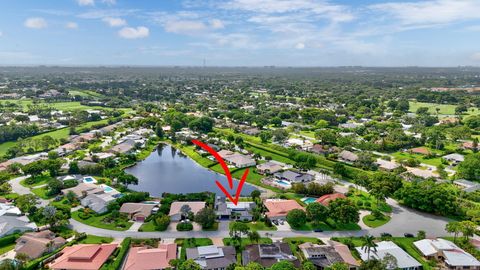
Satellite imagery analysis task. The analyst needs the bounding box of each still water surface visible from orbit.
[125,144,257,197]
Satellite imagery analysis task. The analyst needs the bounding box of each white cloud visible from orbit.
[210,19,225,29]
[118,26,149,39]
[65,22,79,29]
[102,17,126,27]
[164,20,207,34]
[370,0,480,28]
[24,17,47,29]
[77,0,94,6]
[295,42,305,49]
[472,52,480,61]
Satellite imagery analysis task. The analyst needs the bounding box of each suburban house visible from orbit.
[215,196,255,221]
[186,245,236,270]
[285,138,313,151]
[62,183,104,198]
[405,167,439,179]
[256,161,284,175]
[242,243,300,268]
[110,140,136,154]
[49,243,118,270]
[355,241,421,270]
[15,230,66,260]
[299,241,360,270]
[376,159,400,171]
[442,153,465,165]
[264,199,305,220]
[0,202,21,216]
[169,201,206,221]
[454,179,480,193]
[315,193,346,206]
[338,150,358,163]
[414,238,480,269]
[0,215,37,237]
[218,150,256,168]
[274,170,314,183]
[81,193,116,214]
[311,144,338,155]
[119,203,156,222]
[123,243,177,270]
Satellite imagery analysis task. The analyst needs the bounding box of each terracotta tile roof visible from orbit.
[49,243,117,270]
[315,193,346,206]
[264,199,304,218]
[410,147,430,155]
[123,243,177,270]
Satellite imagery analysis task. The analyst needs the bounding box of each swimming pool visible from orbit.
[103,186,114,192]
[302,197,317,204]
[83,176,97,184]
[275,180,292,188]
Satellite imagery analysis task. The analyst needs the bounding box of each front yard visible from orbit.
[72,210,133,231]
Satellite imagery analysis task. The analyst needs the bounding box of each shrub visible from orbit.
[176,222,193,231]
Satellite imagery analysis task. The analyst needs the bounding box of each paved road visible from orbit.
[8,175,50,207]
[69,199,451,239]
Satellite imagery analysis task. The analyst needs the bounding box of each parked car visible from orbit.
[313,229,323,232]
[273,220,279,225]
[404,233,414,238]
[279,220,284,225]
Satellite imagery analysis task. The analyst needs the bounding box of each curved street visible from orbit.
[69,197,451,239]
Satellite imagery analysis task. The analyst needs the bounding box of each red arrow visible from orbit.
[192,140,249,205]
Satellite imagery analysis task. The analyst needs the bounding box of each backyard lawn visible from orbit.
[347,190,393,213]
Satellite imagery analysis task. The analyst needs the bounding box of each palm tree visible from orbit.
[445,221,461,243]
[361,235,377,260]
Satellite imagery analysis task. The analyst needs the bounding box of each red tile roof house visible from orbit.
[123,243,177,270]
[264,199,305,221]
[316,193,347,206]
[48,243,117,270]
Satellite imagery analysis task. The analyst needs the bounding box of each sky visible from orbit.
[1,0,480,66]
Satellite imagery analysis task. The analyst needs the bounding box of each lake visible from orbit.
[125,144,258,197]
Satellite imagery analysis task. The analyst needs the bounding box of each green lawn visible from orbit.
[20,175,52,188]
[347,191,393,213]
[298,130,316,138]
[138,220,157,232]
[410,101,480,117]
[71,210,133,231]
[0,243,15,255]
[362,214,391,228]
[78,235,114,244]
[291,219,361,231]
[223,237,272,250]
[391,151,443,167]
[246,221,277,231]
[31,187,55,199]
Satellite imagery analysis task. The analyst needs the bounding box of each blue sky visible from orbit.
[1,0,480,66]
